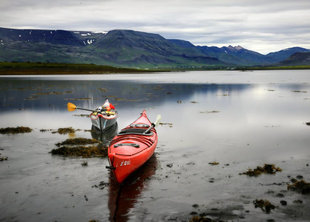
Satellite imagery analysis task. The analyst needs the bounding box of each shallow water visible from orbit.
[0,70,310,221]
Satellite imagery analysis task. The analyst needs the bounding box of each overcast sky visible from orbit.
[1,0,310,54]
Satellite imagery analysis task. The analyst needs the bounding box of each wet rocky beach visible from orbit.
[0,70,310,221]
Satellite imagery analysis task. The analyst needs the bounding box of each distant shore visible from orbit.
[0,62,157,75]
[0,62,309,75]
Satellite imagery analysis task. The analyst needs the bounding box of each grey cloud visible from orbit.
[0,0,309,53]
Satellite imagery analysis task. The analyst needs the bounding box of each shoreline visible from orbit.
[0,62,310,75]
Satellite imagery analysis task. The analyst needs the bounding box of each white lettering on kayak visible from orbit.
[120,160,131,167]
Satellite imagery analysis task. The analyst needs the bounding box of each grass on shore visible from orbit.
[0,62,157,75]
[0,62,309,75]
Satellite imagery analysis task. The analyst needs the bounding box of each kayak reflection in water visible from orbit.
[90,123,118,148]
[108,154,158,222]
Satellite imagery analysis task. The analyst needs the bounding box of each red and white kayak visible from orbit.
[90,111,118,131]
[108,110,158,183]
[90,99,117,131]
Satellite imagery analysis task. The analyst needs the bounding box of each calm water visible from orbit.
[0,70,310,221]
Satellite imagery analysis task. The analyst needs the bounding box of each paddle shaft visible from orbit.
[144,123,155,134]
[76,107,94,112]
[144,114,161,134]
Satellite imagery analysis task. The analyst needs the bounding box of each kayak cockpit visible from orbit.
[118,128,153,135]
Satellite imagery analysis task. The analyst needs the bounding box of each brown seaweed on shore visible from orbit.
[159,122,173,127]
[200,110,220,114]
[292,90,307,93]
[0,126,32,134]
[287,179,310,194]
[50,145,107,158]
[81,161,88,166]
[209,161,219,166]
[91,181,109,190]
[253,199,276,213]
[0,154,8,161]
[98,87,108,92]
[188,205,244,222]
[32,91,64,96]
[40,129,53,132]
[55,127,75,134]
[51,137,106,158]
[241,164,282,177]
[56,138,99,147]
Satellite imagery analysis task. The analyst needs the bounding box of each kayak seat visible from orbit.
[118,128,153,135]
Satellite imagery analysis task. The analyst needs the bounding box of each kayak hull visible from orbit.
[108,111,158,183]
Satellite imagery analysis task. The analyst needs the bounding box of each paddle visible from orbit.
[67,102,94,112]
[144,114,162,134]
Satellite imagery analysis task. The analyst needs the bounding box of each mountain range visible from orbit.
[0,27,309,69]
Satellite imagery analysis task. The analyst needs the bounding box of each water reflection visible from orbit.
[108,155,158,222]
[90,123,118,147]
[0,78,252,112]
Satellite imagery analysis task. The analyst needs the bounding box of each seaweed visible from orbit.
[50,145,107,158]
[166,163,173,168]
[81,161,88,166]
[56,127,75,134]
[241,164,282,177]
[33,91,63,96]
[200,111,220,114]
[287,179,310,194]
[253,199,275,213]
[91,181,109,190]
[209,161,219,166]
[0,126,32,134]
[292,90,307,93]
[280,200,287,206]
[0,155,8,161]
[51,137,107,158]
[98,88,108,92]
[159,122,173,127]
[189,205,243,222]
[56,138,99,147]
[40,129,53,132]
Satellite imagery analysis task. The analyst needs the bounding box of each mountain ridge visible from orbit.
[0,27,309,68]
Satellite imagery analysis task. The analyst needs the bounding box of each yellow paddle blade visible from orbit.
[67,102,77,112]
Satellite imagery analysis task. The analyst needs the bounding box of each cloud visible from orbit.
[0,0,310,53]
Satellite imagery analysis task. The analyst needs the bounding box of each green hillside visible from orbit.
[0,27,309,69]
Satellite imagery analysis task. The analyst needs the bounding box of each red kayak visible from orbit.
[107,110,159,183]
